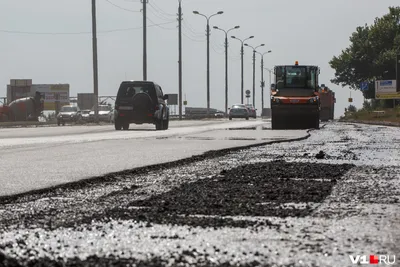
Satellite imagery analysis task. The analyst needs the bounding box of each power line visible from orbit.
[147,7,176,23]
[149,1,175,17]
[182,20,204,37]
[148,3,175,22]
[211,44,224,55]
[182,21,204,39]
[0,21,176,35]
[182,32,205,42]
[146,16,176,30]
[105,0,140,12]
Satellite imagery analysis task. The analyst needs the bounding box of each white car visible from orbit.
[89,105,113,122]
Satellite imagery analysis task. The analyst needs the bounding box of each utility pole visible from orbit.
[213,26,240,115]
[206,21,210,115]
[225,34,228,114]
[91,0,99,122]
[178,0,182,120]
[193,10,223,115]
[142,0,147,81]
[261,56,264,110]
[263,67,273,108]
[232,36,254,104]
[252,50,256,107]
[259,50,271,109]
[241,44,244,104]
[245,43,264,108]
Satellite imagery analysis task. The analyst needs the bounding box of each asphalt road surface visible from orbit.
[0,121,398,267]
[0,119,308,196]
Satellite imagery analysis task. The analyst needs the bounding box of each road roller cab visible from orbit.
[270,61,321,129]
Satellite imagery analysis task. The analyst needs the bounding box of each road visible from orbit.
[0,122,400,267]
[0,119,309,196]
[0,122,399,267]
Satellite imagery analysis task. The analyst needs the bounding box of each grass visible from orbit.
[340,107,400,126]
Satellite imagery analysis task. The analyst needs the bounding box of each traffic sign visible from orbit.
[360,82,368,91]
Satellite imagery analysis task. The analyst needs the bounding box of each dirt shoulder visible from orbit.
[339,108,400,127]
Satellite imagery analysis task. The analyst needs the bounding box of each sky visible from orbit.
[1,0,399,118]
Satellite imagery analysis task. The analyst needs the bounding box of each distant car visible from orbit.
[89,105,113,122]
[81,109,91,121]
[245,104,257,118]
[229,104,249,120]
[114,80,169,130]
[214,111,225,118]
[108,108,115,123]
[57,105,81,126]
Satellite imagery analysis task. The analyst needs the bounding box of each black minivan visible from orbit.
[114,81,169,130]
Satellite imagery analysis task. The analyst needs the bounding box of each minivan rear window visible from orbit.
[117,82,155,98]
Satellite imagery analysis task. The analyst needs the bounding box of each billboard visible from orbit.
[375,80,400,99]
[10,79,32,87]
[397,54,400,92]
[167,94,178,105]
[31,84,70,110]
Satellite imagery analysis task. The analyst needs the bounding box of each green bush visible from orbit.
[347,105,357,112]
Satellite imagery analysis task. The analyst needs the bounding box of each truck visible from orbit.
[0,92,44,122]
[319,85,336,121]
[270,61,320,129]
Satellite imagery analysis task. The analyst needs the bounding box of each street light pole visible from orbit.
[264,67,273,108]
[252,50,256,106]
[256,50,272,109]
[213,25,240,115]
[193,10,224,115]
[231,36,254,104]
[91,0,99,123]
[244,44,264,108]
[178,0,182,120]
[142,0,147,80]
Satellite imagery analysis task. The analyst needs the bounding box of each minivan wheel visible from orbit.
[123,122,130,130]
[163,117,169,130]
[155,119,163,130]
[156,110,164,131]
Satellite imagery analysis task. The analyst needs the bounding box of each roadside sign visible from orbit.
[245,90,251,96]
[183,100,187,105]
[167,94,178,105]
[397,54,400,92]
[348,98,353,103]
[360,82,368,91]
[375,80,400,99]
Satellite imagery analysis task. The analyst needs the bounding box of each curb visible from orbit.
[0,129,313,203]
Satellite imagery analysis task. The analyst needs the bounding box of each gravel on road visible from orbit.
[0,122,399,267]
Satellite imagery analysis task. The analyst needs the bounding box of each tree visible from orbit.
[347,105,357,112]
[330,6,400,99]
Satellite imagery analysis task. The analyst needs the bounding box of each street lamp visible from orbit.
[193,10,224,115]
[264,66,273,109]
[213,25,240,115]
[255,50,272,110]
[244,43,265,108]
[91,0,99,123]
[231,35,254,104]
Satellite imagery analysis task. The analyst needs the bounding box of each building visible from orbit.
[6,79,70,111]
